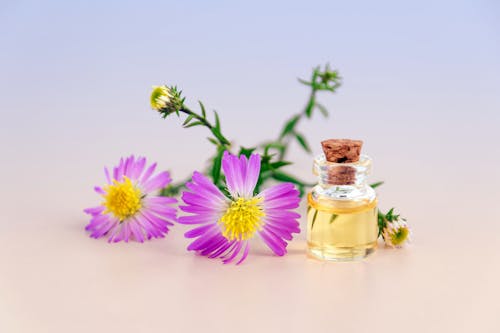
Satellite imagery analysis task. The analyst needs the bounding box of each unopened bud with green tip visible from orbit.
[378,208,411,248]
[150,85,184,115]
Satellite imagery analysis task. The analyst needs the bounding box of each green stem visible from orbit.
[180,107,213,130]
[276,88,317,160]
[179,107,230,147]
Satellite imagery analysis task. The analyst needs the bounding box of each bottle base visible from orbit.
[307,241,377,262]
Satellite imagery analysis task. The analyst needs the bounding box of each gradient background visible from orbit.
[1,1,499,332]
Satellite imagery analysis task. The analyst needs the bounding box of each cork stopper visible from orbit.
[320,139,363,185]
[321,139,363,163]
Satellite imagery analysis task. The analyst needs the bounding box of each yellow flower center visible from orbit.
[103,177,142,221]
[219,197,265,240]
[390,226,409,246]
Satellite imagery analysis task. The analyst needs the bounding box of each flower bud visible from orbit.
[382,218,410,248]
[150,85,183,114]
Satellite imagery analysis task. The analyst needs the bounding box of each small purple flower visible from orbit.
[179,152,301,264]
[84,155,177,242]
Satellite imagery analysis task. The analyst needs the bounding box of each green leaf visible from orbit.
[214,110,221,130]
[304,96,315,118]
[264,142,285,155]
[211,148,225,184]
[239,147,256,158]
[377,209,386,236]
[315,103,329,117]
[298,78,312,86]
[271,171,304,185]
[184,121,203,128]
[160,184,184,197]
[182,114,195,126]
[295,132,311,153]
[207,137,218,145]
[279,115,300,139]
[269,161,292,169]
[198,101,207,118]
[212,127,230,145]
[370,181,385,189]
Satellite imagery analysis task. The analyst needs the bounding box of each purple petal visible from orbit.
[260,183,300,210]
[187,228,222,251]
[123,222,131,242]
[238,155,248,194]
[200,235,229,256]
[140,211,170,233]
[262,223,295,240]
[259,229,286,256]
[146,203,177,216]
[223,241,244,264]
[181,191,226,211]
[259,183,296,201]
[85,214,110,231]
[208,240,235,258]
[135,214,162,237]
[140,162,157,184]
[123,155,135,178]
[113,223,126,243]
[180,204,223,215]
[107,223,122,242]
[94,186,105,195]
[114,157,125,181]
[184,224,217,238]
[185,181,226,204]
[243,154,260,197]
[84,206,105,216]
[145,196,177,205]
[236,241,250,265]
[191,172,226,199]
[142,171,171,192]
[130,157,146,180]
[265,210,301,220]
[264,217,300,234]
[147,210,176,226]
[90,218,115,238]
[264,199,300,210]
[222,152,245,198]
[128,217,145,242]
[104,167,111,184]
[178,213,219,225]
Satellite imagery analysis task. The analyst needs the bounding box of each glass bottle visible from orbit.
[307,154,378,261]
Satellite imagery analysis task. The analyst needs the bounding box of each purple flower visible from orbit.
[179,152,301,264]
[84,155,177,242]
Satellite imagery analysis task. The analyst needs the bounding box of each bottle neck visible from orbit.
[314,154,372,187]
[312,154,375,201]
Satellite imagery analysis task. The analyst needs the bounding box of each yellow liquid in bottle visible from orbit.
[307,193,378,261]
